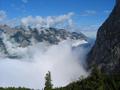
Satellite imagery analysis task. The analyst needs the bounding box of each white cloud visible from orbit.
[4,18,20,27]
[0,10,7,21]
[79,25,99,31]
[81,10,97,16]
[81,30,97,39]
[21,12,75,28]
[22,0,28,3]
[0,39,90,89]
[79,25,99,38]
[104,10,111,14]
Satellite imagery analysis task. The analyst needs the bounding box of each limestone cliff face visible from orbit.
[87,0,120,74]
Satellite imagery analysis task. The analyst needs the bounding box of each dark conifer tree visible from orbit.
[44,71,53,90]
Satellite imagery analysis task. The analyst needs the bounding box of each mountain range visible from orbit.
[0,24,88,58]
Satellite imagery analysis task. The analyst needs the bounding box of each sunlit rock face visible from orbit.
[87,0,120,74]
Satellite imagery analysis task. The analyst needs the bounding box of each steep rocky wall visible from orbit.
[87,0,120,74]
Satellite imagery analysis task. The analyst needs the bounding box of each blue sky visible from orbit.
[0,0,115,33]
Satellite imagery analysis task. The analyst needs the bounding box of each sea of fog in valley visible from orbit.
[0,39,93,89]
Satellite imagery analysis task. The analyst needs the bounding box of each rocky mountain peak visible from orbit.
[0,25,87,58]
[116,0,120,5]
[87,0,120,74]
